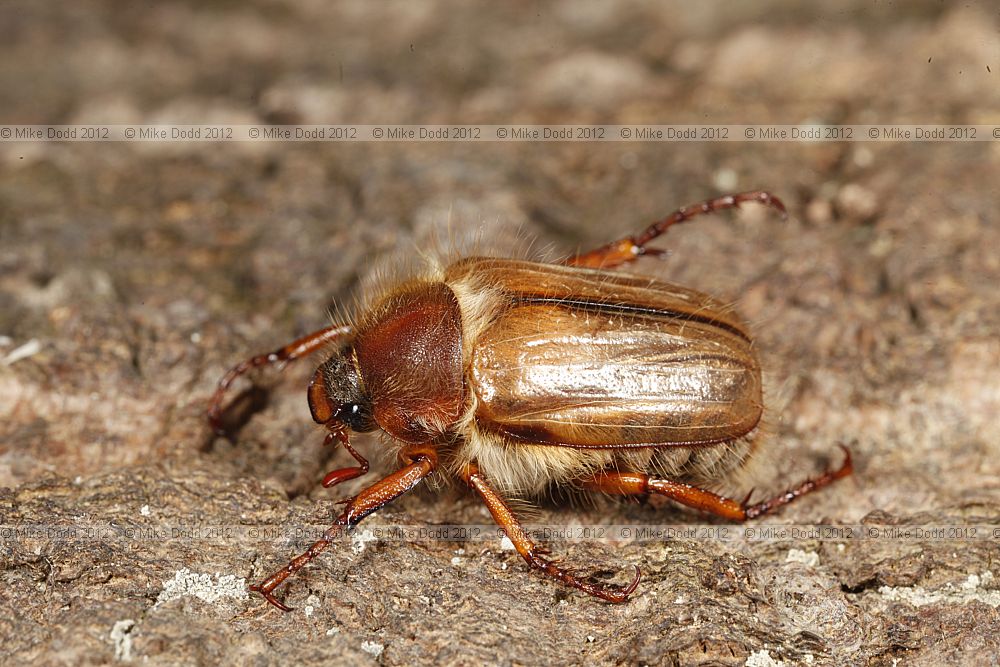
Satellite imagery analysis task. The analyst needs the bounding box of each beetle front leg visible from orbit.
[252,445,438,611]
[320,429,370,488]
[579,445,852,520]
[563,190,786,269]
[207,324,352,435]
[461,463,640,603]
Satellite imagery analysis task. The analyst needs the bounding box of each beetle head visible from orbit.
[308,348,377,433]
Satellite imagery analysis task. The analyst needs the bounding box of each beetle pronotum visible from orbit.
[208,191,852,609]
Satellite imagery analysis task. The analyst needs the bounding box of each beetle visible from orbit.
[207,190,852,610]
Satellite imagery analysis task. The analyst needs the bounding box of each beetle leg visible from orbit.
[207,324,352,435]
[321,429,370,488]
[251,446,437,611]
[579,445,852,520]
[461,463,640,603]
[563,190,787,269]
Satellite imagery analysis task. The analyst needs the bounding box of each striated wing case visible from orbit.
[447,258,762,448]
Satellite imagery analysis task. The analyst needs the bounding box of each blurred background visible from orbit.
[1,2,999,665]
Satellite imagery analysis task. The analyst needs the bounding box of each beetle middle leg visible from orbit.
[251,445,438,611]
[207,324,352,435]
[461,463,640,603]
[579,445,852,520]
[563,190,787,269]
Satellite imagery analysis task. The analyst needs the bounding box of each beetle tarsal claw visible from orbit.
[250,583,294,612]
[607,565,641,595]
[836,443,853,471]
[624,565,641,595]
[594,565,642,603]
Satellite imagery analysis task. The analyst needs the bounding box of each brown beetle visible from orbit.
[208,191,852,610]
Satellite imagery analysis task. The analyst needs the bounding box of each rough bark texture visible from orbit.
[2,2,999,666]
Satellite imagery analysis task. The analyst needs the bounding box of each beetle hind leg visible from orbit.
[461,463,640,603]
[563,190,786,270]
[580,445,852,521]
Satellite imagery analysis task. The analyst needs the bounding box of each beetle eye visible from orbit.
[335,402,375,432]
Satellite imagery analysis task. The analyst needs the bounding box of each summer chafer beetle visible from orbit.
[208,191,852,609]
